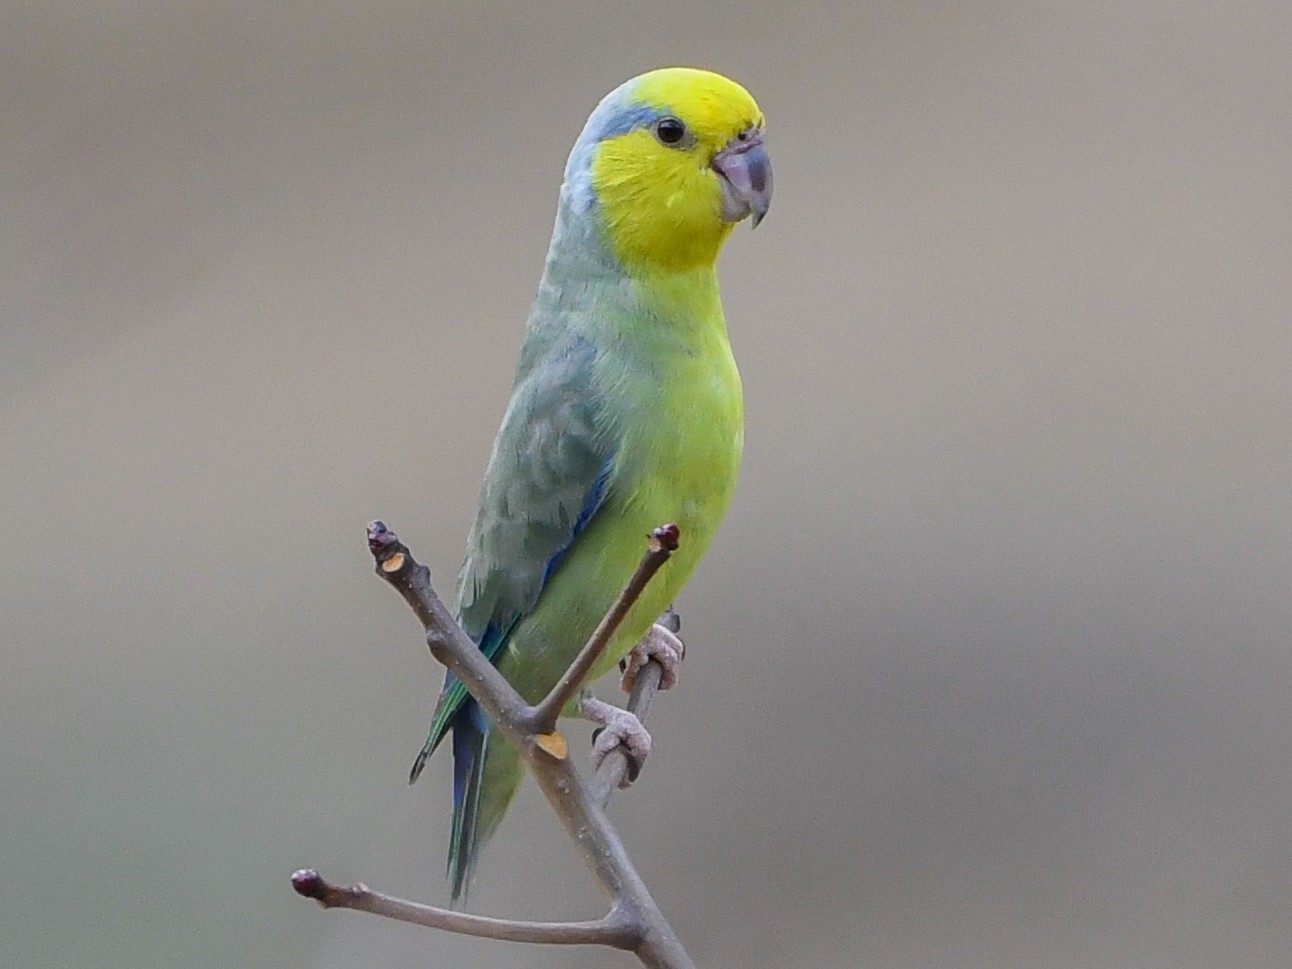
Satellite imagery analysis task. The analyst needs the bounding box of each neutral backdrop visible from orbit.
[4,3,1290,968]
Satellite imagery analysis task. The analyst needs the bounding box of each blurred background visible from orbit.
[3,2,1290,967]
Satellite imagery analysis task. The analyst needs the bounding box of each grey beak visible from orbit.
[712,131,773,227]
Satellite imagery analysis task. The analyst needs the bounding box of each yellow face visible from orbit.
[590,68,768,273]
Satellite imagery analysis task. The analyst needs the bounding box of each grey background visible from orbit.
[3,2,1290,967]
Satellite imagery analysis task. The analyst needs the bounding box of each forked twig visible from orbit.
[290,869,637,947]
[292,521,697,969]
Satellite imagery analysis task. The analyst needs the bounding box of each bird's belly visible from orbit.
[499,373,742,702]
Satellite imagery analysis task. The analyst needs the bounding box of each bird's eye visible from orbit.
[655,117,687,146]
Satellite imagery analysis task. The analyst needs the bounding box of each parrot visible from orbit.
[410,66,772,900]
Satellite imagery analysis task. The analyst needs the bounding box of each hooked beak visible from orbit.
[711,129,772,228]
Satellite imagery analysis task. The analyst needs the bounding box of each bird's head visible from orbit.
[563,67,772,273]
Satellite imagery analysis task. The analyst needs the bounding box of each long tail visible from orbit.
[445,700,524,901]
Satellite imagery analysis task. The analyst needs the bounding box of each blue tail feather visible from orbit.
[447,701,489,901]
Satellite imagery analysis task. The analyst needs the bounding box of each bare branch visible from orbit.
[330,520,699,969]
[366,521,537,740]
[531,524,680,731]
[291,869,637,948]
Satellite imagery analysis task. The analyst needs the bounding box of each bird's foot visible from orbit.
[618,621,685,693]
[580,693,651,784]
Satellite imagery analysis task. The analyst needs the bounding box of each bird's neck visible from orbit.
[535,196,726,345]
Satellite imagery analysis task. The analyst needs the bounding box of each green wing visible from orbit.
[409,338,612,781]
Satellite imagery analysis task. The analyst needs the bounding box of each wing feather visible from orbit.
[411,339,612,769]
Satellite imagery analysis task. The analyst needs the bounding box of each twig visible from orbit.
[291,520,699,969]
[290,869,636,947]
[531,524,680,731]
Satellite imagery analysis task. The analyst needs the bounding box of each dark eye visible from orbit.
[655,117,687,146]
